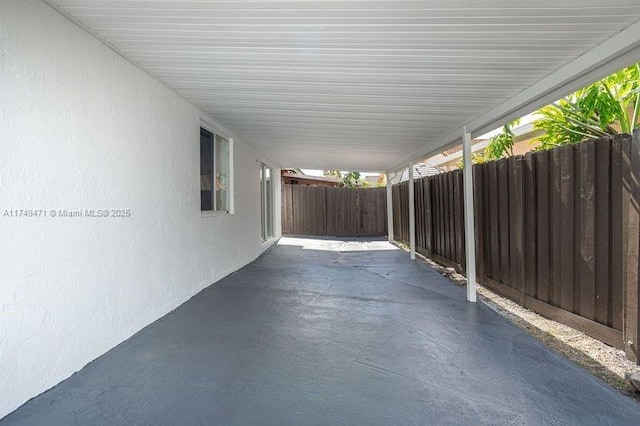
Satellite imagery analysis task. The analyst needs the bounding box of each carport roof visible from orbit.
[46,0,640,171]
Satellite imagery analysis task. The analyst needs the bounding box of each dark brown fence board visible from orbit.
[354,189,362,236]
[455,172,465,269]
[435,176,442,255]
[414,180,421,248]
[509,156,525,301]
[453,172,461,265]
[344,188,357,236]
[307,186,326,235]
[430,252,462,272]
[549,147,562,308]
[594,139,611,326]
[498,159,511,287]
[281,184,292,233]
[377,187,388,236]
[392,184,400,242]
[367,189,382,235]
[611,137,624,331]
[473,164,485,283]
[283,185,386,237]
[524,296,623,349]
[392,181,409,244]
[623,132,640,362]
[559,144,575,313]
[292,185,304,234]
[433,176,440,256]
[425,178,433,254]
[415,180,424,250]
[578,140,596,320]
[443,173,449,260]
[481,163,492,282]
[389,134,638,357]
[536,151,551,303]
[441,174,448,259]
[441,173,454,261]
[450,172,456,262]
[488,161,501,282]
[483,277,521,303]
[444,172,452,261]
[326,187,343,236]
[404,181,409,243]
[349,190,360,235]
[421,179,428,250]
[524,153,537,298]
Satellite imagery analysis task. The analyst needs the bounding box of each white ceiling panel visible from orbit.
[46,0,640,171]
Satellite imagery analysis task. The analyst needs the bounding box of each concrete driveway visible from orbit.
[3,236,640,425]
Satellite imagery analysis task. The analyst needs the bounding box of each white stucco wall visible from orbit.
[0,0,281,418]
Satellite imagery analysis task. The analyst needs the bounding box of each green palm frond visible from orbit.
[534,62,640,150]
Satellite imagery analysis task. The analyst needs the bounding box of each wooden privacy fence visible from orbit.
[282,184,387,237]
[393,132,640,362]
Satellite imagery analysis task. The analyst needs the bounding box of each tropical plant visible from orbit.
[462,119,520,166]
[343,171,363,188]
[534,62,640,150]
[323,170,371,188]
[478,119,520,163]
[323,170,343,180]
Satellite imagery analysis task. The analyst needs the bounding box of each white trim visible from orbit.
[261,235,278,247]
[200,210,230,218]
[228,138,235,214]
[199,118,229,141]
[408,163,416,261]
[386,172,394,243]
[462,128,477,303]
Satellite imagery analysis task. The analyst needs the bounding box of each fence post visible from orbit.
[623,131,640,363]
[409,163,416,260]
[463,127,477,302]
[386,172,394,242]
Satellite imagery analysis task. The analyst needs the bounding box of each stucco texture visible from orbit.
[0,0,280,418]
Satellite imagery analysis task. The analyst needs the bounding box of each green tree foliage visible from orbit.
[534,62,640,150]
[343,171,371,188]
[323,170,371,188]
[323,170,343,180]
[342,171,360,188]
[472,119,520,164]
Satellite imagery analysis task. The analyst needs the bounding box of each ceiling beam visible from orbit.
[389,19,640,172]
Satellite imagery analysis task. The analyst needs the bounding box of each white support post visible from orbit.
[386,172,394,243]
[462,127,477,302]
[408,163,416,260]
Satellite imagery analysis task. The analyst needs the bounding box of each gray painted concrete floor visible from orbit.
[3,236,640,425]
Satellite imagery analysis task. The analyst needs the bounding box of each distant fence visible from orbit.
[393,132,640,362]
[282,184,387,237]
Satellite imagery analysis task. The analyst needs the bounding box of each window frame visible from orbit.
[200,121,233,216]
